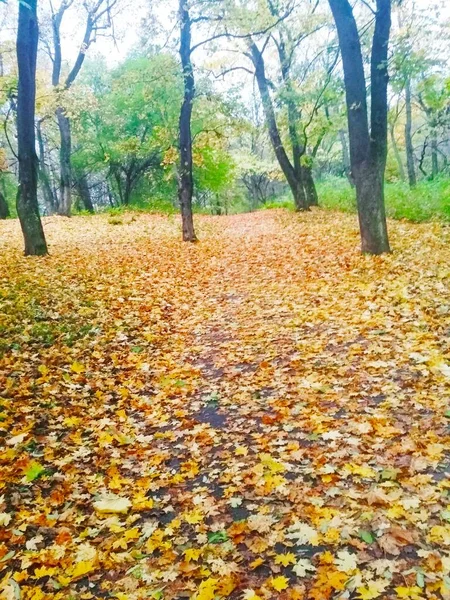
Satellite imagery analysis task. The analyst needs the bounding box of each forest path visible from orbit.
[1,210,450,599]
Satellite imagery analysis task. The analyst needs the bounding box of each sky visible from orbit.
[0,0,449,72]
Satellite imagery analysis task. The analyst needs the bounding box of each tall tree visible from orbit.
[178,0,197,242]
[249,40,308,210]
[47,0,116,216]
[328,0,391,255]
[16,0,48,255]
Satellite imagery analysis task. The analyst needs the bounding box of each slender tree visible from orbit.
[328,0,391,254]
[250,40,309,210]
[0,188,9,219]
[178,0,197,242]
[16,0,48,256]
[48,0,116,216]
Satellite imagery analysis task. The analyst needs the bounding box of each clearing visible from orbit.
[1,210,450,600]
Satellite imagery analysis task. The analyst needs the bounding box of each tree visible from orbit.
[249,40,308,210]
[44,0,117,216]
[178,0,197,241]
[16,0,48,255]
[328,0,391,255]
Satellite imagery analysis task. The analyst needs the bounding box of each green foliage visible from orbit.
[317,176,450,222]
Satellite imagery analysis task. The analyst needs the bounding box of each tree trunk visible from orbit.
[302,165,318,206]
[0,189,9,219]
[16,0,48,256]
[178,0,197,242]
[250,41,308,211]
[275,33,318,208]
[56,107,72,216]
[339,129,354,187]
[75,171,94,212]
[431,130,439,178]
[37,119,57,214]
[328,0,390,254]
[390,123,405,181]
[404,79,416,187]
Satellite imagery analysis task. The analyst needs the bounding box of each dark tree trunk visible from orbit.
[339,128,354,187]
[404,79,416,187]
[390,123,405,181]
[302,165,318,206]
[178,0,197,242]
[37,119,57,214]
[0,189,9,219]
[431,130,439,178]
[250,41,308,211]
[75,171,94,212]
[328,0,390,255]
[276,33,319,208]
[52,4,94,218]
[16,0,48,256]
[56,107,72,216]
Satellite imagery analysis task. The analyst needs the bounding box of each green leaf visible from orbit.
[25,461,46,482]
[380,468,398,481]
[359,530,374,544]
[444,410,450,418]
[207,531,228,544]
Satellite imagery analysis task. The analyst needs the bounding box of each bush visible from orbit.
[317,176,450,223]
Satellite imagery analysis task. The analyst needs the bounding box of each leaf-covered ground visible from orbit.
[1,210,450,600]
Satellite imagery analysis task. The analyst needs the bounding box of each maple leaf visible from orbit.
[335,550,358,573]
[24,461,46,482]
[242,590,262,600]
[357,580,389,599]
[275,552,296,566]
[0,513,11,526]
[71,560,95,580]
[292,558,316,577]
[395,587,424,599]
[93,495,132,514]
[270,576,289,592]
[286,520,319,545]
[194,578,218,600]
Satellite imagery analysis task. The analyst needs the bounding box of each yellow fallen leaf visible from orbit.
[71,560,95,579]
[275,552,297,566]
[184,548,202,562]
[235,446,248,456]
[195,577,218,600]
[250,557,264,569]
[395,587,424,599]
[271,576,289,592]
[93,496,131,514]
[70,361,85,374]
[34,566,57,579]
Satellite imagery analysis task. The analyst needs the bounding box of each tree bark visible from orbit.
[431,130,439,178]
[328,0,391,255]
[52,4,95,218]
[16,0,48,256]
[37,119,57,214]
[178,0,197,242]
[0,189,9,219]
[75,171,94,212]
[339,129,354,186]
[250,41,308,211]
[302,165,318,206]
[404,78,416,187]
[390,123,405,181]
[56,107,72,216]
[276,34,319,208]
